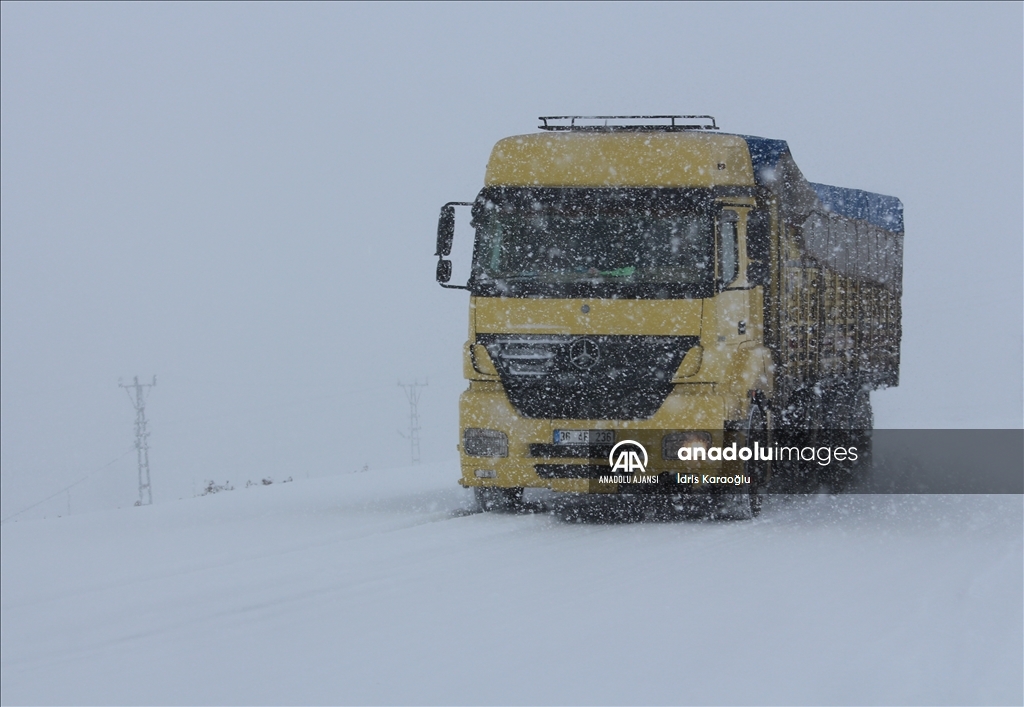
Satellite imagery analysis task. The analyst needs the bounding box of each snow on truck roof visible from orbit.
[743,134,904,233]
[484,128,903,234]
[809,182,904,233]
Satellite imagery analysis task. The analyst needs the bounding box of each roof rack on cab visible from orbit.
[538,115,718,132]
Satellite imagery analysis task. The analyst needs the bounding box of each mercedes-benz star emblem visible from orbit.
[569,338,600,370]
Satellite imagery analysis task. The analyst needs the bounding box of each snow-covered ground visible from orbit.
[2,463,1021,705]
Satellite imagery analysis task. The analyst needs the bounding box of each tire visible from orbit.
[773,387,824,493]
[744,405,768,518]
[474,486,524,512]
[821,388,872,493]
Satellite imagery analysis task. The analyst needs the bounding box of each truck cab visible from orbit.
[435,116,902,516]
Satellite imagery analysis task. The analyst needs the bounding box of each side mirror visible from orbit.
[436,206,455,257]
[435,201,472,290]
[436,258,453,284]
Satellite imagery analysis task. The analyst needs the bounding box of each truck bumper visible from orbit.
[458,381,739,493]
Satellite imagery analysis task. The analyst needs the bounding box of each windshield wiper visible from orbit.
[591,266,636,277]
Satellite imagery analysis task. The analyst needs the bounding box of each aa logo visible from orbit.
[608,440,648,474]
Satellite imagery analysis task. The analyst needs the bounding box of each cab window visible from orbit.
[718,209,738,286]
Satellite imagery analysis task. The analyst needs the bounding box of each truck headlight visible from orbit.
[464,428,509,458]
[662,431,713,460]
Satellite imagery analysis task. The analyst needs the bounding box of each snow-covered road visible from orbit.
[2,463,1021,705]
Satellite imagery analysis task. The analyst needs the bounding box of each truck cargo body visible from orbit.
[435,120,903,508]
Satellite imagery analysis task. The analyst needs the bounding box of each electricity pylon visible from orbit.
[398,379,427,464]
[120,375,156,505]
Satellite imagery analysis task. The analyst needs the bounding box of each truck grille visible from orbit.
[478,334,696,420]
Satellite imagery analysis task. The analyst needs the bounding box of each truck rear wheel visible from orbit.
[474,486,524,512]
[821,389,873,493]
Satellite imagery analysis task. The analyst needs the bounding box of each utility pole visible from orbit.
[397,379,427,465]
[120,375,156,506]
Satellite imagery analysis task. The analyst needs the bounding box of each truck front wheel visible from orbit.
[474,486,524,512]
[745,406,768,518]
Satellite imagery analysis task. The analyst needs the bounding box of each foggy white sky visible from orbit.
[2,2,1021,518]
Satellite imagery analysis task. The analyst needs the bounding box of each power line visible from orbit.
[157,384,389,428]
[0,447,134,524]
[120,375,156,506]
[397,379,427,465]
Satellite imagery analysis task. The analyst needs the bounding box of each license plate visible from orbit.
[554,429,615,445]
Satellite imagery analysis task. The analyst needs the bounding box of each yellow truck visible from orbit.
[435,116,902,516]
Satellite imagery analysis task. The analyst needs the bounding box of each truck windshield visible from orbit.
[470,187,715,299]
